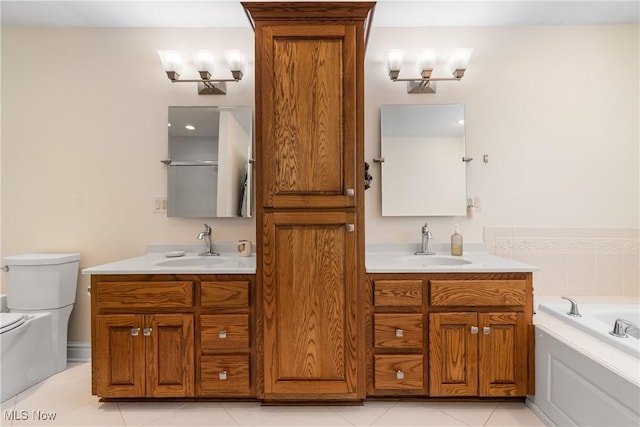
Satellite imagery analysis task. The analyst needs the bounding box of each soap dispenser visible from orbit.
[451,224,463,256]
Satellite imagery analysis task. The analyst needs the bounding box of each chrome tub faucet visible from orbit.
[415,223,435,255]
[561,296,581,317]
[198,224,219,256]
[610,318,640,339]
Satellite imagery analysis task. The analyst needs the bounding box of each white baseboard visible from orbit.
[67,341,91,362]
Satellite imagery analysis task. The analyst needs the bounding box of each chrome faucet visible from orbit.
[610,318,640,339]
[415,223,435,255]
[197,224,219,256]
[561,296,581,317]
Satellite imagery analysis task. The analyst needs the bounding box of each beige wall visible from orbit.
[1,24,638,343]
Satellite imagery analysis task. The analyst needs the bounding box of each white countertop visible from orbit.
[82,243,256,275]
[83,242,537,276]
[365,243,539,273]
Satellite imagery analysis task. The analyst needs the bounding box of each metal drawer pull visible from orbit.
[219,330,227,339]
[346,188,355,197]
[346,224,355,232]
[131,328,140,336]
[396,370,404,380]
[219,371,227,381]
[483,326,491,335]
[471,326,479,335]
[143,328,153,336]
[395,328,404,337]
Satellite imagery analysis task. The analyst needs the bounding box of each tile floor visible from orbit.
[1,363,546,427]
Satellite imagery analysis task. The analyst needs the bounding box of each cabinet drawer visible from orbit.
[201,314,250,351]
[96,281,193,309]
[374,280,423,307]
[200,355,250,395]
[430,280,527,306]
[374,355,423,391]
[201,281,250,309]
[374,314,423,349]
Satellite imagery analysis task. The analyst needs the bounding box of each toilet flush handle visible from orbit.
[1,266,8,272]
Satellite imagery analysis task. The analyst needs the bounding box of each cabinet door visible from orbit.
[262,211,360,398]
[145,314,194,397]
[258,24,357,209]
[429,312,478,396]
[478,312,528,396]
[95,315,145,398]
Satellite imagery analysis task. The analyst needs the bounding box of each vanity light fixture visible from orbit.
[385,48,472,94]
[157,49,246,95]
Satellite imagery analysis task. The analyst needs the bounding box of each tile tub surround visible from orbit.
[485,227,639,296]
[0,363,546,427]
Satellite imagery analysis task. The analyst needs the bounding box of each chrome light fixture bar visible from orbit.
[158,49,246,95]
[385,49,472,94]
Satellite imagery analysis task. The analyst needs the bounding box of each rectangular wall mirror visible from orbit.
[380,104,467,216]
[166,106,252,218]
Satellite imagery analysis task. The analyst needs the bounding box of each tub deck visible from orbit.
[528,296,639,426]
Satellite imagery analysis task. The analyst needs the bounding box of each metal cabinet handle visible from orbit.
[395,328,404,338]
[470,326,479,335]
[396,370,404,380]
[483,326,491,335]
[346,224,355,232]
[131,328,141,336]
[345,188,355,197]
[143,328,153,336]
[219,371,227,381]
[219,330,227,339]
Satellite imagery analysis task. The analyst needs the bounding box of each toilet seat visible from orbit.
[0,313,28,334]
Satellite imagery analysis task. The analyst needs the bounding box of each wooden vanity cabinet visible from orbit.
[199,280,254,397]
[367,273,534,399]
[92,279,195,398]
[428,278,532,397]
[244,2,375,401]
[369,279,427,396]
[91,274,256,400]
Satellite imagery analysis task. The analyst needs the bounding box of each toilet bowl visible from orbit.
[1,253,79,402]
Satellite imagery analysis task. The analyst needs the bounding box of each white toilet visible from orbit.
[1,253,80,402]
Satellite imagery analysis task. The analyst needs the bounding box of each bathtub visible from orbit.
[528,299,640,426]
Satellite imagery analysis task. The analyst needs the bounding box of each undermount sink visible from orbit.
[154,256,230,267]
[399,255,472,266]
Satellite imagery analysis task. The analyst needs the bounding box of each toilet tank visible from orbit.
[2,254,80,310]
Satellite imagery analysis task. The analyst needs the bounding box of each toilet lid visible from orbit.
[0,313,27,334]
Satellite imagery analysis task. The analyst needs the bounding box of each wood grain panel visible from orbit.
[276,223,345,379]
[201,281,249,309]
[429,312,478,396]
[96,281,193,309]
[430,280,526,306]
[260,24,357,209]
[262,211,358,396]
[374,314,423,350]
[374,355,423,391]
[201,314,250,351]
[201,355,251,396]
[95,315,145,398]
[146,314,194,397]
[478,312,527,396]
[273,38,342,195]
[373,280,422,307]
